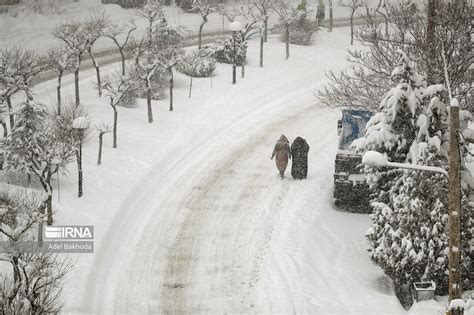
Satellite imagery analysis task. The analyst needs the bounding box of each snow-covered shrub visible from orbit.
[177,49,216,78]
[175,0,193,12]
[209,34,247,66]
[276,14,319,45]
[31,0,68,14]
[101,0,146,8]
[353,52,473,295]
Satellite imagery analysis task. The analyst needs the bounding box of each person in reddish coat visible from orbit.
[271,134,291,178]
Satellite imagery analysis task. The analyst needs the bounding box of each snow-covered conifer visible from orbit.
[1,101,77,225]
[353,52,473,294]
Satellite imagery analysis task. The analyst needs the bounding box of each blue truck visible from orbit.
[334,109,373,213]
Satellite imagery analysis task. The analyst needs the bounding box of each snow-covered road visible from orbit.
[27,27,406,314]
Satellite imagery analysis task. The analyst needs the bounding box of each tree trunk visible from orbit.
[120,49,126,76]
[113,106,118,148]
[1,120,7,137]
[169,69,174,112]
[198,20,206,50]
[7,95,14,129]
[241,63,245,78]
[264,18,268,42]
[329,0,333,32]
[189,77,193,98]
[89,49,102,97]
[44,180,53,225]
[448,104,462,304]
[37,200,45,245]
[146,82,153,123]
[76,144,83,198]
[426,0,437,84]
[350,11,355,45]
[46,191,53,225]
[57,70,63,116]
[12,255,20,284]
[74,66,80,108]
[260,33,264,67]
[98,132,104,165]
[285,25,290,59]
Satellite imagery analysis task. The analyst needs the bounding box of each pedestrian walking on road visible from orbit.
[291,136,310,179]
[271,134,291,179]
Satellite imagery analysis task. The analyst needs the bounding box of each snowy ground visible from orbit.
[20,26,416,314]
[1,0,457,309]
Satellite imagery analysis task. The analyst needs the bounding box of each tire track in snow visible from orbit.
[157,109,311,313]
[85,83,318,314]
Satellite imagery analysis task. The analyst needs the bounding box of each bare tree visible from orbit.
[96,123,112,165]
[52,18,88,107]
[84,11,108,97]
[155,21,186,112]
[0,47,42,129]
[131,37,164,123]
[254,0,270,42]
[0,111,7,137]
[46,46,74,116]
[136,1,164,47]
[0,189,48,313]
[318,0,472,111]
[238,4,258,77]
[271,0,299,60]
[103,20,137,76]
[342,0,364,45]
[254,0,270,65]
[192,0,217,50]
[0,211,72,314]
[374,0,388,38]
[219,3,238,22]
[100,72,131,148]
[18,253,72,314]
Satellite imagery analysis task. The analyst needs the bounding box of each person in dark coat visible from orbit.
[291,136,310,179]
[271,134,291,178]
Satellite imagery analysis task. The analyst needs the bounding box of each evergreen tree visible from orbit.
[1,101,77,225]
[353,53,473,294]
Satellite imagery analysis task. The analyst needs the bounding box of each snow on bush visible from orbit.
[354,52,473,294]
[208,34,247,66]
[177,48,216,78]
